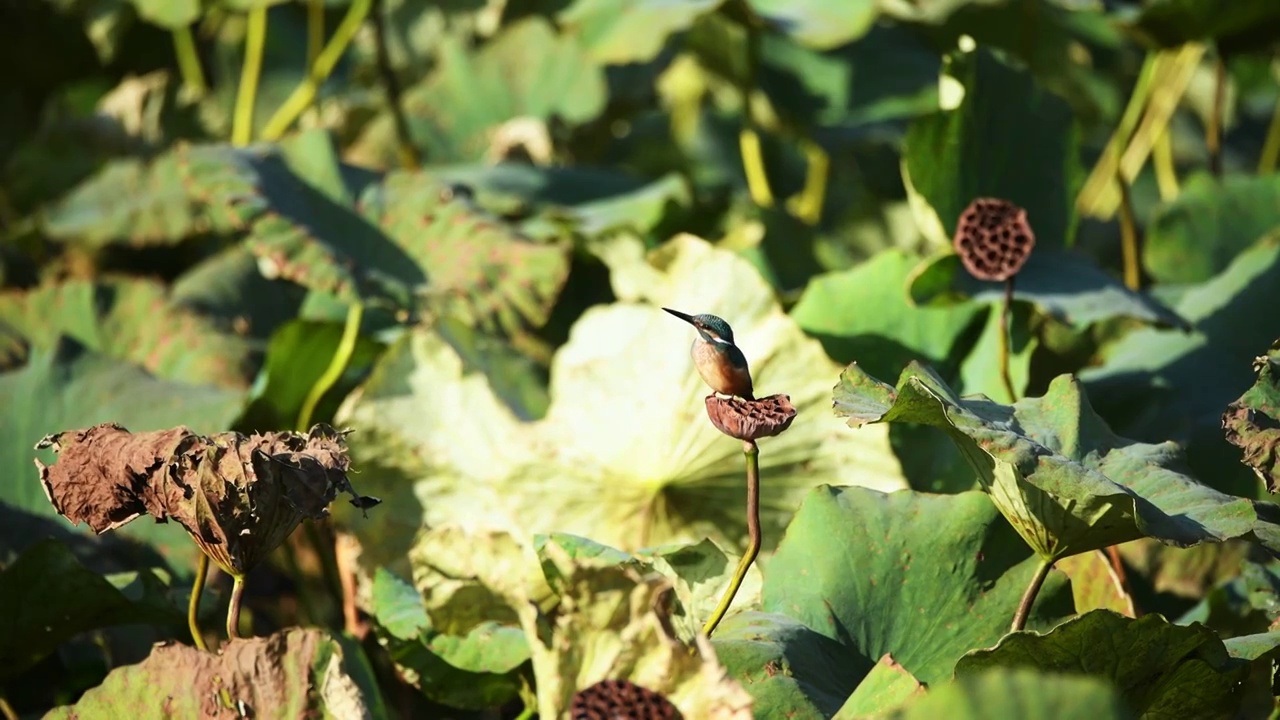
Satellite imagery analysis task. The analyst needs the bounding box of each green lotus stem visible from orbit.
[703,439,761,637]
[231,6,268,146]
[1259,95,1280,175]
[787,137,829,225]
[1207,57,1225,178]
[307,0,324,68]
[735,2,772,208]
[171,25,206,97]
[261,0,372,141]
[1012,556,1055,632]
[227,574,246,639]
[1151,126,1179,200]
[296,302,363,432]
[372,0,420,169]
[188,551,210,651]
[997,278,1017,402]
[512,705,534,720]
[1116,169,1141,291]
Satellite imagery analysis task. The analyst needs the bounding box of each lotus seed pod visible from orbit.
[703,394,797,442]
[569,679,683,720]
[953,198,1036,281]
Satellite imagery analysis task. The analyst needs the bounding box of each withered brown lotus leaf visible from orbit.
[570,679,684,720]
[36,423,373,577]
[952,197,1036,281]
[35,423,191,533]
[704,394,797,442]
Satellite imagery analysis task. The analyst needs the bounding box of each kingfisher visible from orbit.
[663,308,755,400]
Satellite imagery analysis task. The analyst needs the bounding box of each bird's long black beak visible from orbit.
[662,307,696,325]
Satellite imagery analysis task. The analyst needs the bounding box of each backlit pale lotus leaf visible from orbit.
[522,541,753,719]
[334,235,905,563]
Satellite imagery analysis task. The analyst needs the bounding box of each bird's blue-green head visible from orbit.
[663,307,736,345]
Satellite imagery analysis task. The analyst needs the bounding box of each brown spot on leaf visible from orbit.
[36,423,372,576]
[704,394,797,442]
[953,198,1036,282]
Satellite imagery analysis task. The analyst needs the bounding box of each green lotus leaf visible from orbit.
[559,0,720,64]
[832,655,924,719]
[125,0,199,29]
[907,250,1186,330]
[757,486,1071,688]
[0,278,257,389]
[790,248,985,379]
[38,145,254,248]
[0,539,183,680]
[334,234,906,568]
[1081,235,1280,497]
[1145,173,1280,285]
[903,47,1082,253]
[368,568,529,710]
[1123,0,1280,48]
[883,667,1133,720]
[835,361,1280,561]
[353,17,606,165]
[955,610,1248,719]
[713,611,857,719]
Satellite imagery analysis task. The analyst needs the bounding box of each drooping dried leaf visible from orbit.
[35,423,371,576]
[43,628,384,719]
[1223,339,1280,491]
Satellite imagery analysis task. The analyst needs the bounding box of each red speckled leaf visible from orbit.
[0,278,256,389]
[360,170,571,332]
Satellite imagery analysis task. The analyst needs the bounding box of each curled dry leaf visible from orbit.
[1223,341,1280,492]
[35,423,376,576]
[703,394,797,442]
[953,198,1036,282]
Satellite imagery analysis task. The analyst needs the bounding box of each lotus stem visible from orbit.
[736,1,773,209]
[296,301,363,432]
[1207,56,1226,178]
[307,0,324,67]
[231,5,268,146]
[0,693,17,720]
[702,439,761,637]
[227,574,246,639]
[787,136,829,225]
[1012,556,1055,632]
[1152,126,1179,200]
[1116,170,1141,291]
[997,277,1017,402]
[188,551,210,651]
[372,0,420,169]
[261,0,372,141]
[1259,95,1280,175]
[171,25,206,97]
